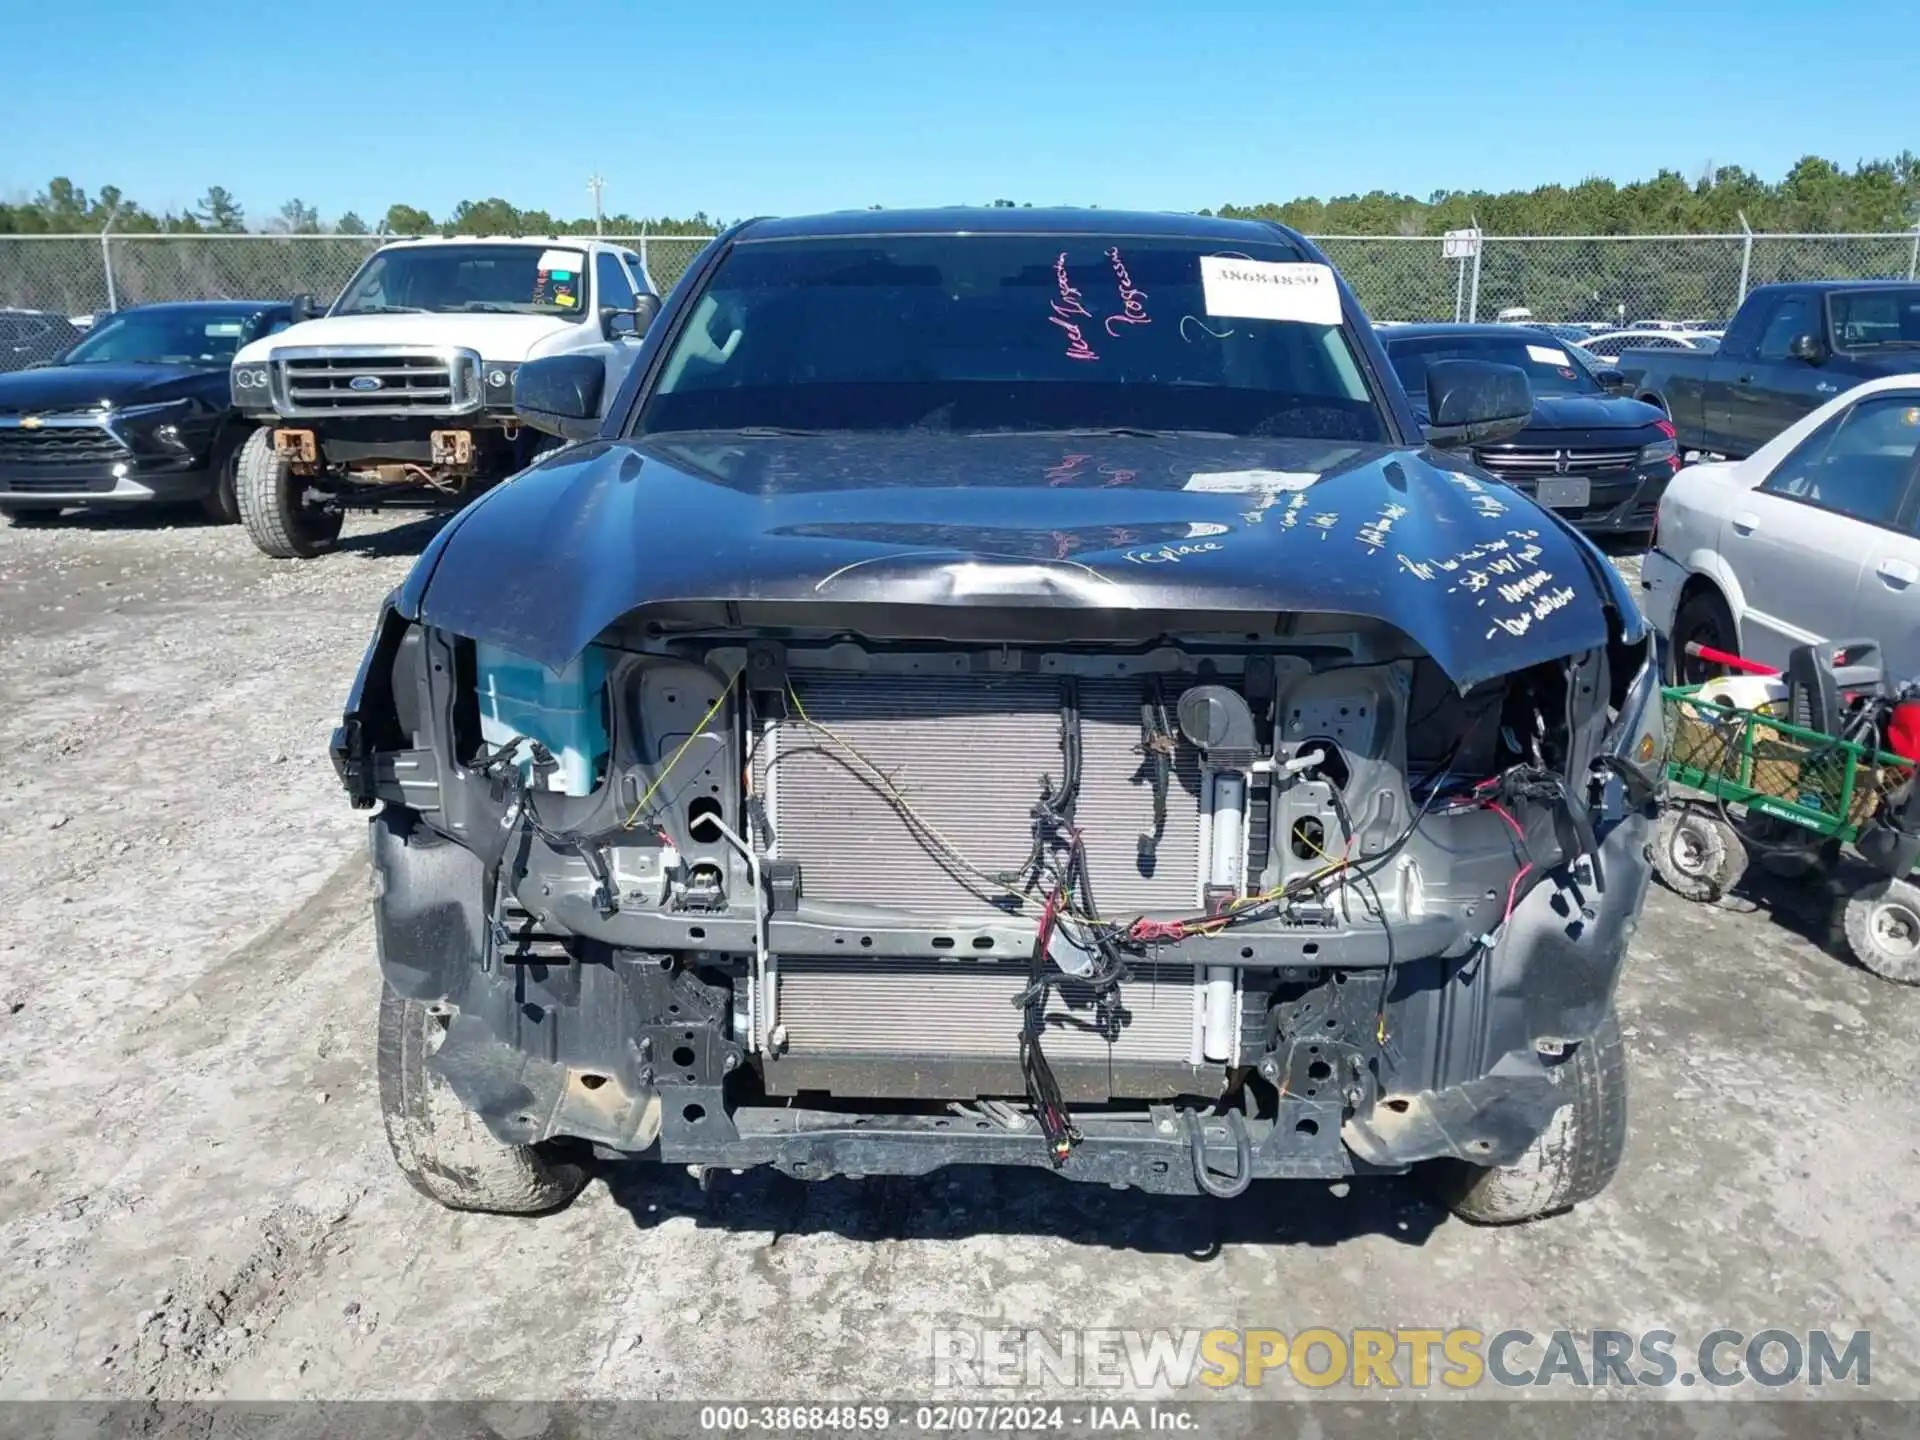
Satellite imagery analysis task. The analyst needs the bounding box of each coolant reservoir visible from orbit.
[474,642,610,797]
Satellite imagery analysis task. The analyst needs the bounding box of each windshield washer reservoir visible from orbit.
[475,642,610,796]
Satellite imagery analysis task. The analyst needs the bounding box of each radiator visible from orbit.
[775,956,1197,1060]
[766,956,1211,1096]
[757,674,1205,916]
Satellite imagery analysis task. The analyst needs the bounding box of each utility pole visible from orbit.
[100,199,123,314]
[587,175,606,236]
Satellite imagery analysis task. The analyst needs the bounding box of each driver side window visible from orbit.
[596,253,637,313]
[1756,297,1812,361]
[1759,394,1920,529]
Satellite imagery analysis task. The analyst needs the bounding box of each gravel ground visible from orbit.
[0,510,1915,1405]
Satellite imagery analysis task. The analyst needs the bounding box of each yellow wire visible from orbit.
[622,669,740,829]
[784,681,1080,919]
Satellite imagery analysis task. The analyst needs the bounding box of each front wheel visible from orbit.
[198,434,244,524]
[1842,878,1920,985]
[1671,586,1738,685]
[235,428,343,558]
[2,506,63,527]
[1427,1008,1628,1224]
[377,985,590,1214]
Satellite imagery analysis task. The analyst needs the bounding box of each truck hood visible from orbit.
[1411,389,1663,432]
[1525,392,1666,430]
[406,433,1636,689]
[233,311,576,365]
[0,362,213,414]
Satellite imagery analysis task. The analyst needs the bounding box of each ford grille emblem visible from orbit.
[348,375,384,392]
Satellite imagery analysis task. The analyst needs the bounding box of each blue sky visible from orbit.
[3,0,1914,225]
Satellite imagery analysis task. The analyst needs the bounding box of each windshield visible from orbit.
[1385,332,1600,401]
[1829,288,1920,349]
[637,233,1386,442]
[61,310,254,366]
[334,244,590,319]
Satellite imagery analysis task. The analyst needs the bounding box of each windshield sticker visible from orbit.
[1525,344,1570,366]
[1049,253,1100,362]
[537,248,585,273]
[1200,258,1340,325]
[204,322,243,337]
[1104,248,1151,336]
[554,290,577,308]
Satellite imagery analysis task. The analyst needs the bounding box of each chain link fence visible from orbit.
[1,228,1916,328]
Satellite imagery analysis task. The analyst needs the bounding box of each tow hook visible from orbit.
[1186,1108,1252,1198]
[272,428,317,464]
[430,429,475,468]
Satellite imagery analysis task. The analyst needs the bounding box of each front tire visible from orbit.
[1672,586,1738,685]
[377,985,590,1214]
[198,434,243,525]
[1842,878,1920,985]
[1428,1008,1628,1224]
[236,427,342,558]
[3,506,63,527]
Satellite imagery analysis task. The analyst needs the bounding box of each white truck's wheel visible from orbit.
[235,428,343,559]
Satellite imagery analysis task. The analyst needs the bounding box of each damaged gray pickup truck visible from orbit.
[332,209,1663,1222]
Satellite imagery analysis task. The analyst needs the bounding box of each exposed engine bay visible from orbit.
[343,600,1660,1196]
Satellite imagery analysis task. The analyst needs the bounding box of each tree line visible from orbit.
[0,181,725,239]
[1207,154,1920,237]
[4,154,1918,238]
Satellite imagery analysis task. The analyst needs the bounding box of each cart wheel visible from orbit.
[1653,809,1748,902]
[1842,879,1920,985]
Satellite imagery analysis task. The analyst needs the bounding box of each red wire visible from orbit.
[1486,801,1532,924]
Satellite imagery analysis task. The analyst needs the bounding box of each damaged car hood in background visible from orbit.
[406,433,1640,688]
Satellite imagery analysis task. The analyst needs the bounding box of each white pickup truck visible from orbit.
[227,235,663,557]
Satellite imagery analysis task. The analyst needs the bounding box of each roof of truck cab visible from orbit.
[1376,323,1565,342]
[1744,279,1920,296]
[375,235,613,247]
[734,208,1306,246]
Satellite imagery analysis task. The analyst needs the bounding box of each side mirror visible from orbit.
[513,354,605,440]
[600,293,662,342]
[289,293,318,323]
[1789,333,1827,364]
[1422,359,1534,449]
[1595,367,1632,391]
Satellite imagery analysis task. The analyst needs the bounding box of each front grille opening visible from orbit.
[276,352,471,414]
[0,425,127,469]
[1475,444,1641,479]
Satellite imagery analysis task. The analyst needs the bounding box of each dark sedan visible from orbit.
[0,300,290,525]
[1381,324,1680,537]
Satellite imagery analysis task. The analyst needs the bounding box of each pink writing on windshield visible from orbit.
[1104,248,1150,336]
[1046,452,1094,486]
[1050,253,1100,362]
